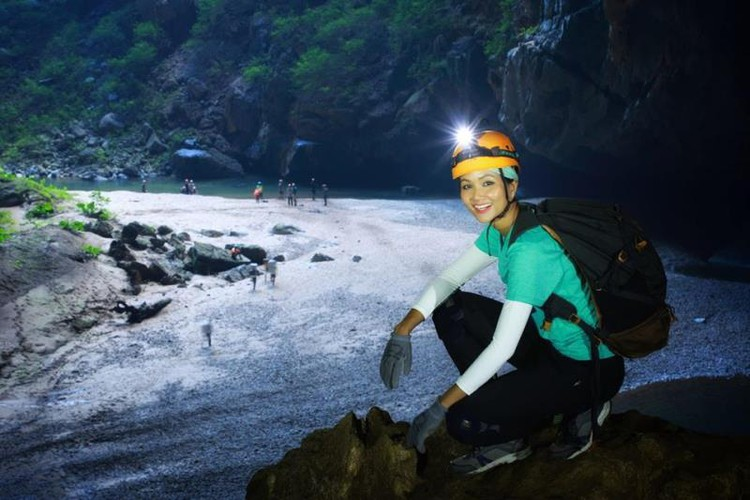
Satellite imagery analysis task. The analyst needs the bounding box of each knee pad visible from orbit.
[446,411,501,445]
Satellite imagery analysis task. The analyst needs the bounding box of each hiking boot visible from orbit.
[450,438,531,475]
[549,400,611,460]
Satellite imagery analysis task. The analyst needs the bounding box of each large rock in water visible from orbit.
[171,148,244,180]
[246,407,749,499]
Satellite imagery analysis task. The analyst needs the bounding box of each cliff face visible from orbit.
[4,1,744,254]
[147,0,743,244]
[246,407,750,500]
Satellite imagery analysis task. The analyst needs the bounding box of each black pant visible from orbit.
[434,291,624,446]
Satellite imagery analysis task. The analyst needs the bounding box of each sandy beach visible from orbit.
[1,190,748,498]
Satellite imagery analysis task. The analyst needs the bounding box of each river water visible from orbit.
[49,176,450,201]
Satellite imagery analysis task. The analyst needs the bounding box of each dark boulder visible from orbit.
[247,407,750,500]
[98,113,125,134]
[0,179,29,207]
[85,220,114,239]
[271,224,301,235]
[186,241,243,275]
[108,240,135,262]
[157,225,174,236]
[224,243,267,264]
[117,260,151,294]
[121,221,157,242]
[311,253,334,263]
[112,298,172,324]
[221,263,263,283]
[148,258,191,285]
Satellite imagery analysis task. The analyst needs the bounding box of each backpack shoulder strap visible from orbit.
[508,202,540,246]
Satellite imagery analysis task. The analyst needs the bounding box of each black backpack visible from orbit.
[509,198,675,359]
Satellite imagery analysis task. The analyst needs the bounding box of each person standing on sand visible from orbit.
[278,178,284,199]
[292,182,298,206]
[249,262,261,291]
[322,183,329,206]
[286,183,294,206]
[311,177,317,200]
[265,258,277,287]
[379,129,625,475]
[254,181,264,203]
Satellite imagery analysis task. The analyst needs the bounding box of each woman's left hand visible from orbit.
[406,399,447,453]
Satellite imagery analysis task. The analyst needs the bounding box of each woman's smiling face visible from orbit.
[459,169,517,224]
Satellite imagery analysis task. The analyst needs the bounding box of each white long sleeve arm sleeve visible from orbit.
[455,300,533,395]
[411,245,495,319]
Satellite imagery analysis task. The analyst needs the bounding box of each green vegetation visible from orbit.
[242,59,272,85]
[26,201,55,219]
[76,191,113,221]
[274,0,393,105]
[0,211,14,243]
[0,0,531,164]
[192,0,226,38]
[81,243,103,259]
[0,168,70,224]
[59,219,86,233]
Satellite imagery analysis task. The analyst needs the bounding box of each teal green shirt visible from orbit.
[474,224,615,361]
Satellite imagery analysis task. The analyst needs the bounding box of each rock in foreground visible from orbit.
[247,407,749,499]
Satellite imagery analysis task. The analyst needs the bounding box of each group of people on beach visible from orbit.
[180,178,198,195]
[274,177,329,206]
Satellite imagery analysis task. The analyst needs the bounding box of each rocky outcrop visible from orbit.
[185,241,243,275]
[0,178,29,207]
[171,148,244,180]
[497,0,742,176]
[247,407,750,500]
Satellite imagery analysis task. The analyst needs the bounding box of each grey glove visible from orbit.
[379,332,412,389]
[406,399,447,453]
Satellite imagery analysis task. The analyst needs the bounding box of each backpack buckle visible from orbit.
[617,250,628,263]
[635,237,648,252]
[569,313,581,325]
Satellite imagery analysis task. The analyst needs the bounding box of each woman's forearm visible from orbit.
[394,308,424,335]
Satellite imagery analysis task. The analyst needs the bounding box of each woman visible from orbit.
[379,130,624,475]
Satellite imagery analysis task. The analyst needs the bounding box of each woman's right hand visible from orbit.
[379,310,425,389]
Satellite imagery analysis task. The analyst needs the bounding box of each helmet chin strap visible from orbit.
[489,177,517,227]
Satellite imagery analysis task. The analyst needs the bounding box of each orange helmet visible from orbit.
[451,130,520,179]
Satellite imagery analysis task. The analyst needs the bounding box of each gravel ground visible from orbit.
[0,195,748,499]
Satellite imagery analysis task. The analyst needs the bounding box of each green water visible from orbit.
[50,176,445,200]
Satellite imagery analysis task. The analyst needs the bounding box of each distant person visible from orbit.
[253,182,264,203]
[322,183,329,206]
[265,258,277,287]
[141,179,147,193]
[278,178,284,199]
[292,182,298,206]
[181,178,190,194]
[189,179,197,194]
[249,262,261,291]
[380,130,625,474]
[201,319,212,347]
[310,177,317,200]
[286,183,294,206]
